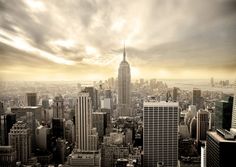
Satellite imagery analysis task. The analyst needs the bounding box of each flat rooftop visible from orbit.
[144,101,179,107]
[11,106,41,109]
[208,131,236,143]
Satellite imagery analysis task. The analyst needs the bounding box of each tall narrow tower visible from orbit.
[192,88,202,110]
[75,93,98,151]
[231,81,236,129]
[53,95,64,118]
[196,110,209,141]
[118,44,131,116]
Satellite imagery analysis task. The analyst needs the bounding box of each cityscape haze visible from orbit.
[0,0,236,167]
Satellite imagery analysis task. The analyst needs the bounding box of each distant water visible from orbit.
[161,79,234,94]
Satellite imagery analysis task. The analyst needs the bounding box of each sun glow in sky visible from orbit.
[0,0,236,81]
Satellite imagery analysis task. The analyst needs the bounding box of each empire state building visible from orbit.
[118,45,131,116]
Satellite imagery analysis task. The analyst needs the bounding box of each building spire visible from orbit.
[123,41,126,61]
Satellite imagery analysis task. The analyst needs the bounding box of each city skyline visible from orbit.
[1,0,236,81]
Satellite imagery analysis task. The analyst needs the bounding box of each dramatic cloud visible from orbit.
[0,0,236,80]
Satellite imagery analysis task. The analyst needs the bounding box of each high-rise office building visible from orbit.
[104,89,112,98]
[190,116,197,139]
[92,112,107,139]
[0,113,16,145]
[53,95,64,118]
[85,87,98,112]
[0,146,17,167]
[67,93,99,166]
[231,81,236,129]
[118,45,131,116]
[52,118,65,139]
[206,129,236,167]
[172,87,178,102]
[75,93,98,151]
[35,125,50,151]
[65,120,75,144]
[215,96,233,130]
[8,121,31,163]
[26,93,37,106]
[101,145,129,167]
[192,88,202,110]
[143,101,178,167]
[101,108,112,135]
[42,98,49,109]
[208,108,215,130]
[197,110,209,141]
[0,101,4,115]
[11,106,41,152]
[11,106,41,121]
[0,115,8,146]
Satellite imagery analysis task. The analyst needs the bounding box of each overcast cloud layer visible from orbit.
[0,0,236,80]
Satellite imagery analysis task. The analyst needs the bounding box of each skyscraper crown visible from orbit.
[123,42,126,61]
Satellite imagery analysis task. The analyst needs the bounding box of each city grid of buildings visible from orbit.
[0,46,236,167]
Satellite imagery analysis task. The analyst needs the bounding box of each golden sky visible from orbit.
[0,0,236,81]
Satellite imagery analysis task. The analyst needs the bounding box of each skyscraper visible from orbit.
[11,106,41,152]
[66,93,100,166]
[143,101,178,167]
[215,96,233,130]
[118,44,131,116]
[85,87,98,112]
[53,95,64,118]
[92,112,107,139]
[26,93,37,106]
[8,121,31,163]
[52,118,65,139]
[192,88,202,110]
[0,146,16,167]
[190,116,197,139]
[231,81,236,129]
[0,101,4,115]
[172,87,178,102]
[75,93,98,151]
[197,110,209,141]
[206,129,236,167]
[0,113,16,145]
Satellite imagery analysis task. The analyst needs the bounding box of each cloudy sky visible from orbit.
[0,0,236,81]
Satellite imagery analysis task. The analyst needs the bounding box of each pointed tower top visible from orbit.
[123,41,126,61]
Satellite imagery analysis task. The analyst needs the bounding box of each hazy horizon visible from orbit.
[1,0,236,81]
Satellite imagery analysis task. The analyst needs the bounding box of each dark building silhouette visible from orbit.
[52,118,65,139]
[115,158,128,167]
[190,116,197,139]
[0,101,4,115]
[206,129,236,167]
[192,88,202,110]
[215,96,233,130]
[0,146,17,167]
[0,113,16,145]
